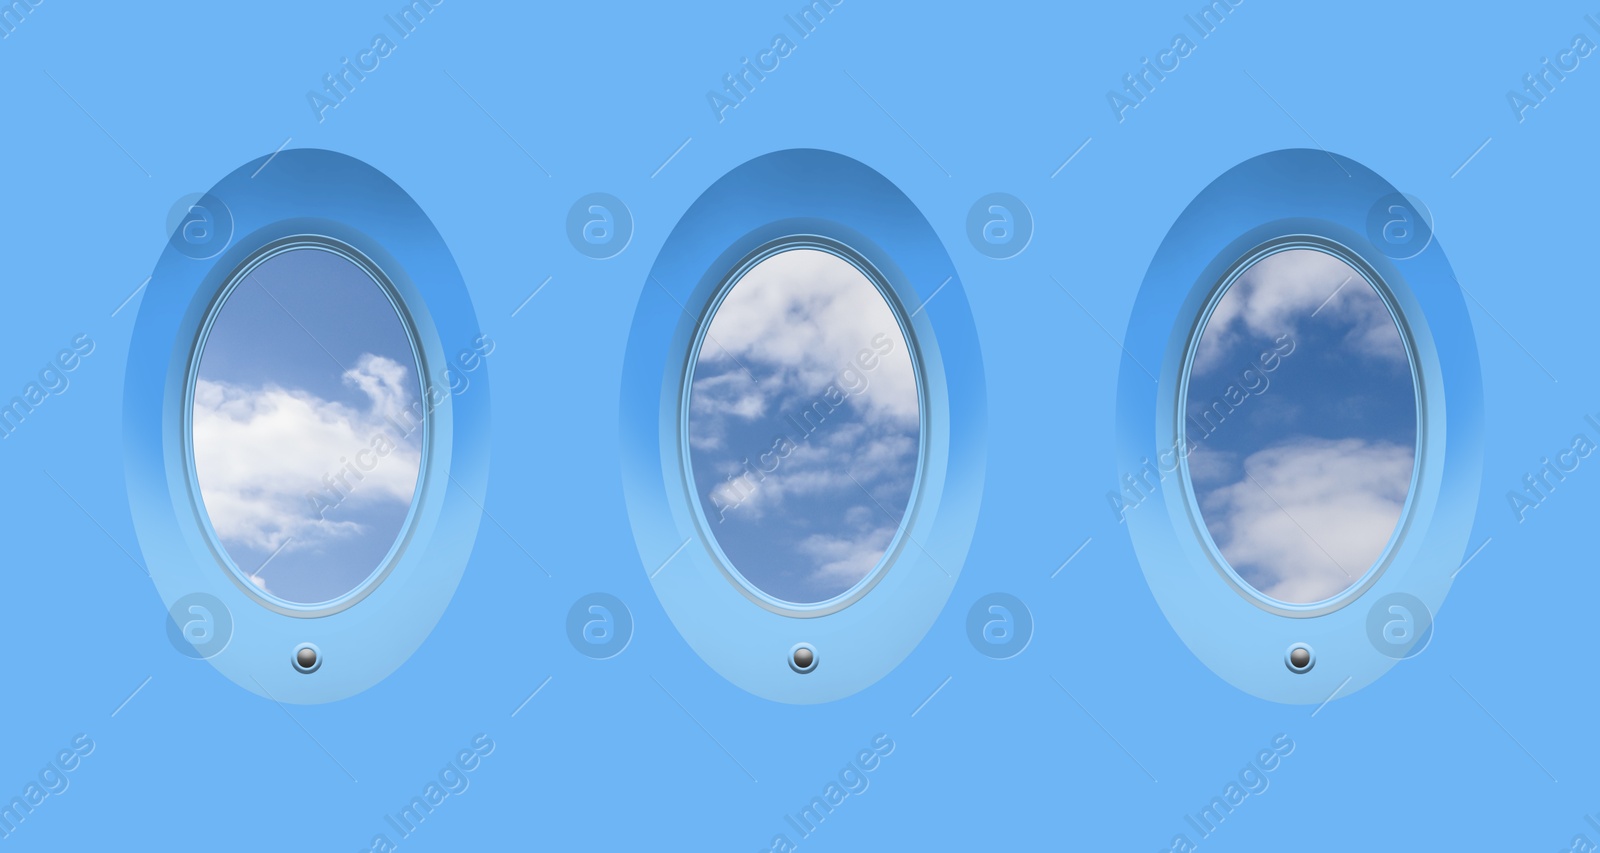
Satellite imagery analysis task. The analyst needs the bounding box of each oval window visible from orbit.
[685,245,920,606]
[1183,245,1417,606]
[190,241,424,608]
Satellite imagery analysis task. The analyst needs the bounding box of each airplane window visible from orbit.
[685,246,920,607]
[190,242,425,609]
[1183,246,1417,606]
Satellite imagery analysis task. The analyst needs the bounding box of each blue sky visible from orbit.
[191,247,422,605]
[1185,248,1416,604]
[688,249,919,605]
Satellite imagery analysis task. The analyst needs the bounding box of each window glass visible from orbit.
[1185,248,1415,605]
[191,245,423,606]
[687,248,919,605]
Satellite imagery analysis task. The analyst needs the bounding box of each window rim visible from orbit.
[675,235,930,618]
[1173,235,1427,617]
[181,234,435,618]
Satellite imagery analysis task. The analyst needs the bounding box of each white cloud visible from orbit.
[192,353,421,559]
[1193,248,1405,374]
[689,249,922,598]
[1182,253,1416,606]
[1184,446,1239,491]
[701,415,914,597]
[796,522,898,587]
[705,421,916,521]
[1201,437,1413,604]
[687,369,769,451]
[697,248,918,428]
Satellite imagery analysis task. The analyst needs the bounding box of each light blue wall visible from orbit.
[0,1,1593,850]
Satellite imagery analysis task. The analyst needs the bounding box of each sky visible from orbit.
[687,248,919,605]
[1184,248,1416,605]
[191,247,422,606]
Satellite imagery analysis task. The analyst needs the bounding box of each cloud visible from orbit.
[705,418,917,522]
[796,522,899,588]
[688,248,921,600]
[1201,437,1413,604]
[687,368,768,451]
[1193,248,1405,374]
[696,248,918,427]
[192,353,421,559]
[1184,446,1239,491]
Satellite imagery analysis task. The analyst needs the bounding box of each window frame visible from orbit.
[1114,148,1483,705]
[619,148,986,704]
[125,148,490,704]
[676,236,930,617]
[182,235,435,617]
[1173,236,1426,617]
